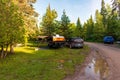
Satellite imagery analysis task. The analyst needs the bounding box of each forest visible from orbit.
[40,0,120,42]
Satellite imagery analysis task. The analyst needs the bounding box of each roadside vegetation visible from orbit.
[0,42,90,80]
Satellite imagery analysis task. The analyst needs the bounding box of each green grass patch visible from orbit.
[0,43,90,80]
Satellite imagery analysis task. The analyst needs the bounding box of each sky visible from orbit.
[33,0,111,24]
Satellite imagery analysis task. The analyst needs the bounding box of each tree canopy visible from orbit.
[41,4,57,36]
[0,0,38,58]
[0,0,25,58]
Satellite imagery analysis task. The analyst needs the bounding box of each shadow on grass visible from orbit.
[39,46,49,50]
[24,47,35,50]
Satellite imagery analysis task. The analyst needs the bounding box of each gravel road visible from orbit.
[64,42,120,80]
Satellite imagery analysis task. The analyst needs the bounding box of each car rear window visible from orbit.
[72,38,82,41]
[106,36,113,39]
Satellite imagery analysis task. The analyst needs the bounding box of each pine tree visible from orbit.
[112,0,120,19]
[75,17,82,37]
[82,22,87,40]
[60,10,71,38]
[41,4,57,36]
[100,0,107,28]
[94,10,105,41]
[85,16,94,40]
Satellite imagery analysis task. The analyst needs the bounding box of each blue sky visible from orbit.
[33,0,111,24]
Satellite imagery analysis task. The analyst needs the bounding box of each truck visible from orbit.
[46,34,65,48]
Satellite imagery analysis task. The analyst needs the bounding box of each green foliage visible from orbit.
[60,10,71,38]
[101,0,107,28]
[83,0,120,41]
[41,4,57,36]
[39,1,120,42]
[74,17,83,37]
[93,10,105,41]
[0,0,37,58]
[0,0,25,57]
[69,23,76,37]
[40,9,73,38]
[52,20,61,34]
[112,0,120,18]
[12,0,39,42]
[115,20,120,40]
[85,16,95,41]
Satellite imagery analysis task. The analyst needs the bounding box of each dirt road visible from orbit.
[64,42,120,80]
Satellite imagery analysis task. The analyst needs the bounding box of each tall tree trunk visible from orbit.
[1,46,4,58]
[4,44,9,57]
[10,44,14,54]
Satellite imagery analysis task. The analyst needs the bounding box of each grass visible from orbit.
[0,42,90,80]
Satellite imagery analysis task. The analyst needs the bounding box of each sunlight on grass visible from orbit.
[0,43,90,80]
[14,47,35,54]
